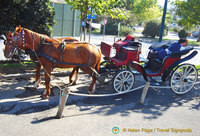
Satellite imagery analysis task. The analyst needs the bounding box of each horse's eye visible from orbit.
[8,41,12,46]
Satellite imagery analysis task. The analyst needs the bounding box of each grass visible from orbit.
[134,35,200,46]
[195,65,200,70]
[162,38,200,46]
[0,61,35,68]
[0,61,35,74]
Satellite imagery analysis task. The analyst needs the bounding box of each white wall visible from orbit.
[0,39,6,60]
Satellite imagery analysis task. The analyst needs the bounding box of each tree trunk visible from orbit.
[88,8,92,42]
[197,29,200,42]
[80,12,83,41]
[83,2,88,41]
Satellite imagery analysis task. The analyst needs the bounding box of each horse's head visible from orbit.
[11,25,26,49]
[13,25,48,51]
[4,31,18,59]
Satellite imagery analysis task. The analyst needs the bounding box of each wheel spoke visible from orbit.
[125,77,133,82]
[170,64,197,94]
[113,70,135,93]
[123,84,126,91]
[185,67,193,76]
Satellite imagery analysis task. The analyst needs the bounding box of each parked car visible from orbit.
[192,31,199,37]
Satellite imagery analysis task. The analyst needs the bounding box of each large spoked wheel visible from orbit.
[169,64,198,94]
[112,69,135,93]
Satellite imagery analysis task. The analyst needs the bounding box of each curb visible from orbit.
[0,71,75,79]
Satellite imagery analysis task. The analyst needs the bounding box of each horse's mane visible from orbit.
[23,28,60,44]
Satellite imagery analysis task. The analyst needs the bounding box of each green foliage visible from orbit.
[101,19,118,35]
[178,29,188,38]
[130,0,161,23]
[120,26,133,36]
[142,20,160,38]
[65,0,128,20]
[173,27,179,33]
[0,0,55,36]
[174,0,200,28]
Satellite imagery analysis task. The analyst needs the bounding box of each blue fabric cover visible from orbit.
[157,42,181,60]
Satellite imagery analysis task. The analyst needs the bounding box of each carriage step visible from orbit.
[96,76,106,85]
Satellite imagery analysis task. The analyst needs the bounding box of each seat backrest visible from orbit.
[168,48,193,58]
[150,40,174,49]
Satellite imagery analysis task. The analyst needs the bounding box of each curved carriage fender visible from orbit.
[162,50,198,82]
[127,61,148,82]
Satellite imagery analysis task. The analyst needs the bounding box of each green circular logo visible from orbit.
[112,127,119,134]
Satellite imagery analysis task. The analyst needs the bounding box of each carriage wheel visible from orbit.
[169,64,198,94]
[112,69,135,93]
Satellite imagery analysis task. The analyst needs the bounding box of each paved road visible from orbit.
[0,72,200,136]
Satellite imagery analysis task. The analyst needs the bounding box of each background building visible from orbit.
[50,0,81,37]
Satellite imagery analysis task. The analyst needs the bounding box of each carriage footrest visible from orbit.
[145,68,161,76]
[96,76,107,85]
[110,57,126,66]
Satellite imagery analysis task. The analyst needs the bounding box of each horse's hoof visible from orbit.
[69,81,76,86]
[88,90,95,94]
[71,82,76,85]
[40,94,49,100]
[24,86,37,91]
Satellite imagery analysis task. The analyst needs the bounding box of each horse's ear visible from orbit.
[9,31,12,37]
[16,25,22,32]
[6,31,13,37]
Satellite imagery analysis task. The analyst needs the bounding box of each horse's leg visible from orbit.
[80,66,96,94]
[73,67,79,84]
[34,62,41,88]
[69,67,78,85]
[43,66,52,98]
[69,67,79,85]
[89,75,96,94]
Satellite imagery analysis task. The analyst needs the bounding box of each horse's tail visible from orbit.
[95,47,101,72]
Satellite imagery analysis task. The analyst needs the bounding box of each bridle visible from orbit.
[13,29,26,48]
[4,30,25,60]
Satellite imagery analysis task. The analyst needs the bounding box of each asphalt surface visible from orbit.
[0,33,200,136]
[0,72,200,136]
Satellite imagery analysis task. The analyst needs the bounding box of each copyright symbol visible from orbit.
[122,128,127,132]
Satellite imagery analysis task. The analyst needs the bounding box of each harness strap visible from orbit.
[29,33,94,68]
[36,52,89,67]
[60,42,66,62]
[22,29,25,47]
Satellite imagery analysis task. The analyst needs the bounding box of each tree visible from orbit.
[142,20,160,38]
[65,0,130,41]
[0,0,55,36]
[174,0,200,41]
[131,0,161,23]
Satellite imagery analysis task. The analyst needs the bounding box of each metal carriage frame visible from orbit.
[99,36,198,95]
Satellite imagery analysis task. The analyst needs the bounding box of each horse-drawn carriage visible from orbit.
[3,27,198,98]
[99,35,198,95]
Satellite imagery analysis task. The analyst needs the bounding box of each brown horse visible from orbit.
[10,26,101,98]
[4,31,80,89]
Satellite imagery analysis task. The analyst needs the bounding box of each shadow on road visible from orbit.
[0,74,199,124]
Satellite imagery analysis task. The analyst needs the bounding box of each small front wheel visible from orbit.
[169,64,198,94]
[112,70,135,93]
